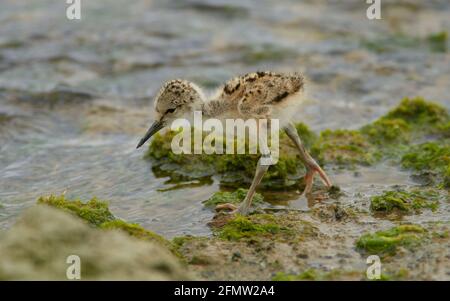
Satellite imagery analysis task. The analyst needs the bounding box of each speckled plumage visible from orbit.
[152,71,305,122]
[206,71,305,119]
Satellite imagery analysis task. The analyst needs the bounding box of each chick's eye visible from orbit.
[166,108,176,114]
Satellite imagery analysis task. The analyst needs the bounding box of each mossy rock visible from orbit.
[361,118,411,146]
[370,189,440,213]
[172,235,208,248]
[203,188,264,208]
[37,195,115,226]
[361,97,448,146]
[144,98,449,188]
[356,224,427,255]
[145,123,314,189]
[384,97,448,129]
[99,220,179,256]
[401,142,450,188]
[213,212,318,242]
[38,195,181,258]
[216,214,282,241]
[311,129,377,166]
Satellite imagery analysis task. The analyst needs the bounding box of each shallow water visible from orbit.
[0,0,449,237]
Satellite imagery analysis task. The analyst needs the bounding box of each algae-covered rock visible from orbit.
[217,215,283,241]
[311,129,377,166]
[144,97,449,188]
[145,124,312,189]
[213,212,318,242]
[0,206,191,280]
[361,97,449,148]
[38,194,179,256]
[384,97,448,127]
[356,224,427,255]
[99,220,182,258]
[202,188,264,208]
[361,118,411,146]
[370,189,440,213]
[401,142,450,188]
[37,195,115,226]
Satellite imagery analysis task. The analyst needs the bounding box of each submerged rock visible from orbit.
[211,212,319,243]
[37,195,115,226]
[0,206,191,280]
[311,129,377,166]
[401,142,450,188]
[145,124,307,189]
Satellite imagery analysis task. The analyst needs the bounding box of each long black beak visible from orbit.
[136,120,165,149]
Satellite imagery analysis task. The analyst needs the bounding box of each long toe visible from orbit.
[215,203,238,212]
[307,163,332,188]
[316,166,332,188]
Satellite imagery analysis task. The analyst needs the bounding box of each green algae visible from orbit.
[272,270,317,281]
[213,212,317,242]
[145,124,308,189]
[172,235,207,248]
[311,129,377,166]
[37,195,115,226]
[427,31,448,52]
[401,142,450,188]
[100,220,170,248]
[203,188,264,208]
[361,97,449,147]
[370,189,440,213]
[356,225,426,255]
[217,214,283,241]
[37,194,182,258]
[361,118,411,146]
[384,97,448,128]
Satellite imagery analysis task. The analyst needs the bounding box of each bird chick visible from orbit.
[137,71,332,215]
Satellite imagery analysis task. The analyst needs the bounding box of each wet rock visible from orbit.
[203,188,264,209]
[38,194,181,257]
[401,142,450,188]
[0,206,191,280]
[370,189,440,214]
[356,224,427,256]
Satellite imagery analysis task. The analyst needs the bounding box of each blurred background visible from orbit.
[0,0,449,237]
